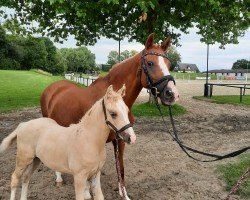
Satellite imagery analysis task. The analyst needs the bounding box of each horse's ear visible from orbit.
[117,84,126,97]
[106,85,114,99]
[145,33,154,49]
[161,36,171,51]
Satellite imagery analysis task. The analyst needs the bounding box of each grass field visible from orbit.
[0,70,186,116]
[193,95,250,106]
[217,154,250,198]
[0,70,63,112]
[132,102,186,117]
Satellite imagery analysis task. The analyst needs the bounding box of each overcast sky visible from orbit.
[55,28,250,72]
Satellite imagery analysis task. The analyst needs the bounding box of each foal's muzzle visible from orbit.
[118,132,131,144]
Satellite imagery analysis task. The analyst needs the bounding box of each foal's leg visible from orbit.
[10,158,33,200]
[20,157,41,200]
[112,140,131,200]
[74,173,87,200]
[84,181,91,199]
[91,171,104,200]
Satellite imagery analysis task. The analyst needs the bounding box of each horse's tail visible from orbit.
[0,123,22,152]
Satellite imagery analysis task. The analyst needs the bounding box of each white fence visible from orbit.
[65,74,98,86]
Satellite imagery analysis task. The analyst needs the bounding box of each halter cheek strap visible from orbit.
[102,99,133,138]
[140,50,176,93]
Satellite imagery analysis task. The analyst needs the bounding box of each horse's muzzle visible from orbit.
[160,86,175,105]
[118,132,132,144]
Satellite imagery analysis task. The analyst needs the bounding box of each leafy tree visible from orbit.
[40,37,58,73]
[232,59,250,70]
[2,0,249,47]
[107,50,139,66]
[0,26,7,59]
[165,46,181,71]
[59,47,96,73]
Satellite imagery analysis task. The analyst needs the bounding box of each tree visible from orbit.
[232,59,250,70]
[107,50,139,66]
[2,1,249,47]
[165,46,181,71]
[59,47,96,73]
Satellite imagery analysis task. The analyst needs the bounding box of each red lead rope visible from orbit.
[225,167,250,200]
[115,139,126,200]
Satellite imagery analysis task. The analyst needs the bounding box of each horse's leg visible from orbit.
[74,173,87,200]
[10,158,32,200]
[55,171,64,186]
[20,157,41,200]
[91,171,104,200]
[112,140,131,200]
[83,181,91,199]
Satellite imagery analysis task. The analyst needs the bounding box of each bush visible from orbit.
[0,58,21,70]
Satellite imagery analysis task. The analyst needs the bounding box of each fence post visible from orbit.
[240,87,243,102]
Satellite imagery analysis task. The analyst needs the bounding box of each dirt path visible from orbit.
[0,80,250,200]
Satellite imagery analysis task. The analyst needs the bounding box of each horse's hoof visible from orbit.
[55,181,64,186]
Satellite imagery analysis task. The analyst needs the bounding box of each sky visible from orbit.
[55,28,250,72]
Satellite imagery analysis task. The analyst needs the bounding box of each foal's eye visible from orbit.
[147,61,154,67]
[109,111,117,118]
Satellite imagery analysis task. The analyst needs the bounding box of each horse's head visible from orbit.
[103,85,136,144]
[140,33,180,105]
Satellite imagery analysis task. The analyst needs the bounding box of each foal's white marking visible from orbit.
[10,188,16,200]
[158,56,170,75]
[21,182,29,200]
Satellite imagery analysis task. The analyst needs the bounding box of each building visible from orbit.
[205,69,250,80]
[174,63,200,73]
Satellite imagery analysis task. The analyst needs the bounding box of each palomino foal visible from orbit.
[0,85,136,200]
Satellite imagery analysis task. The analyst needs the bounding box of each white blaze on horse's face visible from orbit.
[158,56,180,102]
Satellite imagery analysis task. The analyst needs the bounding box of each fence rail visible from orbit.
[64,74,98,86]
[207,83,250,102]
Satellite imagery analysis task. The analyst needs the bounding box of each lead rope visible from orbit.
[152,95,250,162]
[225,167,250,200]
[114,139,126,200]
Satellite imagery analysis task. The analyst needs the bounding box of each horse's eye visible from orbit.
[109,111,117,118]
[147,61,154,67]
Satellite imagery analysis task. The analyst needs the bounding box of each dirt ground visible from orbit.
[0,80,250,200]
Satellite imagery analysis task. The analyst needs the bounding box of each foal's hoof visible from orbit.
[55,181,64,187]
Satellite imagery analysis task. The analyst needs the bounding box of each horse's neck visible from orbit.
[77,100,110,145]
[108,53,143,108]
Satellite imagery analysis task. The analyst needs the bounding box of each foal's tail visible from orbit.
[0,123,22,152]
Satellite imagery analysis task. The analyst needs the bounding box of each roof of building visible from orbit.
[174,63,199,72]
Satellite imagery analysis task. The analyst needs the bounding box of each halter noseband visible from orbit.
[102,99,133,139]
[140,50,176,96]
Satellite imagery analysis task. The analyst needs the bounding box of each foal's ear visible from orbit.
[161,36,171,51]
[117,84,126,97]
[106,85,114,99]
[145,33,154,49]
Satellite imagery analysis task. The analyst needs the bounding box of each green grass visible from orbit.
[0,70,63,112]
[217,154,250,198]
[193,95,250,106]
[132,102,186,117]
[170,72,217,80]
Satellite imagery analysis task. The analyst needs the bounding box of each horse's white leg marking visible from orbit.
[10,188,16,200]
[119,182,131,200]
[21,182,29,200]
[55,171,63,184]
[91,171,104,200]
[84,181,92,199]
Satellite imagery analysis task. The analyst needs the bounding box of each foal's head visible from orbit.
[140,33,180,105]
[103,85,136,144]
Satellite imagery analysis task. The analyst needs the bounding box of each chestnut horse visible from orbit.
[40,33,179,199]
